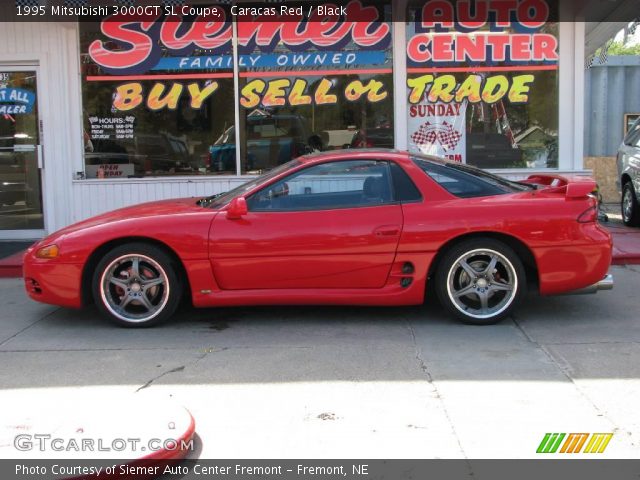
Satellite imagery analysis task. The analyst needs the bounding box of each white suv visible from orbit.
[617,117,640,226]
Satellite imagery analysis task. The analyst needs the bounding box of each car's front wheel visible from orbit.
[622,182,640,227]
[92,243,183,327]
[435,239,526,325]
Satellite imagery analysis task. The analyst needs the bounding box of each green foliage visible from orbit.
[606,41,640,56]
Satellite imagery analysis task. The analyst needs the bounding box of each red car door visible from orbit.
[209,160,403,290]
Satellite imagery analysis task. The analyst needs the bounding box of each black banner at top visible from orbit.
[1,0,640,22]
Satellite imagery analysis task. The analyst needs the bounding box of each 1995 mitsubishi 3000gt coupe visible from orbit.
[23,150,613,327]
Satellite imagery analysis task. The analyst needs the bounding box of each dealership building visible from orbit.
[0,0,635,239]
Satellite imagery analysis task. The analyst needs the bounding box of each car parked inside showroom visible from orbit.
[23,150,613,327]
[208,114,319,173]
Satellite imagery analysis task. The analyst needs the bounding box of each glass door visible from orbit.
[0,67,44,234]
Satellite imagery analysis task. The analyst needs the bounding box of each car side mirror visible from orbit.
[227,197,248,219]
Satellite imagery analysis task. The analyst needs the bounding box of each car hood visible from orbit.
[49,197,215,239]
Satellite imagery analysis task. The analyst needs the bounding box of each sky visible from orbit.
[614,23,640,45]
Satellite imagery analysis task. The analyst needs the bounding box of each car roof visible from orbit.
[297,148,409,164]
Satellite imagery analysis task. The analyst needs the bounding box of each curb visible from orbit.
[611,252,640,266]
[0,251,24,278]
[607,225,640,266]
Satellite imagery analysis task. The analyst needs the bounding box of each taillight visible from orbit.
[577,205,597,223]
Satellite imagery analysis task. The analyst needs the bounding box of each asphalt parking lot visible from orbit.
[0,264,639,459]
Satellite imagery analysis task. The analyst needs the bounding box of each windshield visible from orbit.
[411,154,533,198]
[199,160,301,208]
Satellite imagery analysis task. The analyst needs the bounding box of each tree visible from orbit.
[606,41,640,56]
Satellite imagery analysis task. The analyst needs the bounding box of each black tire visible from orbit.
[92,243,183,327]
[622,182,640,227]
[435,238,526,325]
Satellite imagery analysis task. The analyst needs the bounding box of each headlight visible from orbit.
[35,244,59,259]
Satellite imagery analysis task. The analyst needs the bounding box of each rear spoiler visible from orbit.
[521,174,597,198]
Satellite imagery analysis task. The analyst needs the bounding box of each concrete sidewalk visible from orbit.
[0,265,639,460]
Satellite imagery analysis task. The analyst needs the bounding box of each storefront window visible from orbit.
[0,70,43,230]
[79,7,236,177]
[80,1,394,178]
[79,1,560,178]
[234,0,394,174]
[406,0,559,169]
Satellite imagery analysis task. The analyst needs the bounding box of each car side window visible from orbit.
[390,162,422,202]
[414,159,509,198]
[246,160,394,211]
[624,119,640,147]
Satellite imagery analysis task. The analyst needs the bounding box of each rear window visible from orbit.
[412,156,531,198]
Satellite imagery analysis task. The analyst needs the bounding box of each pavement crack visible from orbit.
[135,347,227,392]
[407,322,433,381]
[511,315,619,430]
[405,317,472,470]
[0,307,61,348]
[623,264,640,275]
[136,365,186,392]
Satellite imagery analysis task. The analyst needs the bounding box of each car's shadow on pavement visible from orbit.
[20,283,623,336]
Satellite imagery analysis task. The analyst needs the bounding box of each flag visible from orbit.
[114,0,136,7]
[15,0,45,7]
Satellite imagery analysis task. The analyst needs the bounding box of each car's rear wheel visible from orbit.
[622,182,640,227]
[92,243,182,327]
[435,239,526,325]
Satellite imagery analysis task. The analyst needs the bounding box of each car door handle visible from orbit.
[373,225,401,237]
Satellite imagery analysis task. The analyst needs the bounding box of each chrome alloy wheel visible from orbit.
[99,254,170,324]
[446,248,518,320]
[623,187,634,223]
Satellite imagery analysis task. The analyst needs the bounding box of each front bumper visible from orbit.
[23,253,84,309]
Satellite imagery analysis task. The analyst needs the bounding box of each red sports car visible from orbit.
[23,150,613,327]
